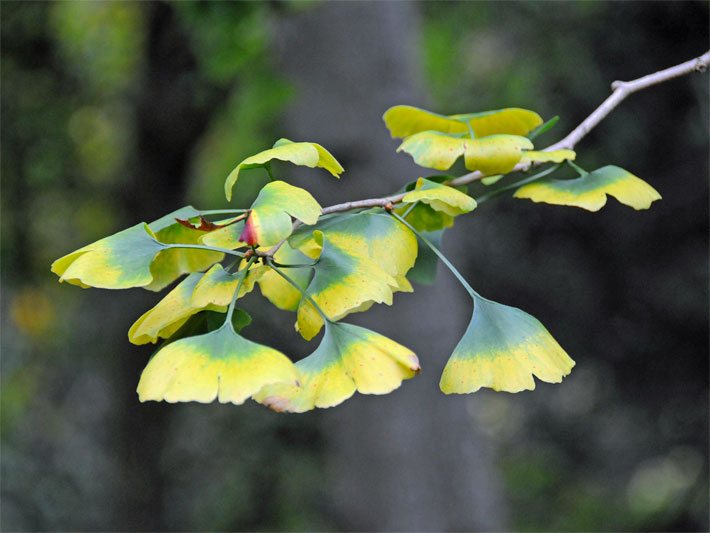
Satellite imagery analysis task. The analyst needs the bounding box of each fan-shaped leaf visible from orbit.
[224,138,343,201]
[289,211,417,329]
[51,223,166,289]
[513,165,661,211]
[402,177,477,216]
[294,231,398,341]
[254,322,419,412]
[397,131,466,171]
[464,134,534,175]
[137,322,298,404]
[240,180,321,247]
[383,105,543,138]
[440,295,575,394]
[398,132,533,174]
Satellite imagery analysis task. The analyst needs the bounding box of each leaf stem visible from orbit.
[266,259,330,322]
[566,160,588,176]
[164,243,245,257]
[400,200,419,219]
[225,255,257,325]
[390,212,478,299]
[271,260,318,269]
[199,209,248,216]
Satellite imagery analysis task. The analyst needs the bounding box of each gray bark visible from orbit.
[272,3,506,531]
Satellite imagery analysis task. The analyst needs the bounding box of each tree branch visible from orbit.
[265,50,709,257]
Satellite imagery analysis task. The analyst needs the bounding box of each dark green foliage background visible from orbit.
[1,2,707,531]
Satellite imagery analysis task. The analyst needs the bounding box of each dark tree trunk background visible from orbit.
[272,3,506,530]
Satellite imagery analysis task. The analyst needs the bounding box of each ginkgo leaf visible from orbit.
[145,206,225,292]
[51,223,166,289]
[129,265,261,345]
[254,322,420,412]
[520,149,576,165]
[240,180,322,247]
[288,211,417,333]
[440,295,575,394]
[224,138,344,201]
[137,322,298,405]
[464,134,534,175]
[294,231,398,340]
[200,220,246,250]
[383,105,543,138]
[398,131,466,171]
[481,175,504,186]
[513,165,661,211]
[398,132,534,174]
[191,263,263,308]
[401,177,477,216]
[257,243,312,311]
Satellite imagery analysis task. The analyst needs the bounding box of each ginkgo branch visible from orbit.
[323,50,710,212]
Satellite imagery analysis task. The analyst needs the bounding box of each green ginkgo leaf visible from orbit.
[513,165,661,211]
[240,180,322,247]
[145,206,225,292]
[224,138,344,201]
[137,321,298,405]
[520,149,576,166]
[383,105,543,139]
[293,231,399,341]
[401,177,477,216]
[129,265,262,345]
[254,322,420,412]
[463,134,534,175]
[51,223,166,289]
[257,243,313,311]
[440,295,575,394]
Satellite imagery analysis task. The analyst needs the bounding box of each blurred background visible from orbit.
[2,1,708,531]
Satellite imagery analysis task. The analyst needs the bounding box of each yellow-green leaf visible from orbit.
[294,231,398,341]
[513,165,662,211]
[464,134,534,175]
[397,131,466,171]
[128,265,261,345]
[145,206,225,292]
[241,180,322,247]
[199,220,246,250]
[520,149,576,165]
[51,223,166,289]
[257,243,312,311]
[254,322,419,412]
[137,322,298,404]
[383,105,543,139]
[224,138,343,201]
[402,177,477,216]
[440,295,575,394]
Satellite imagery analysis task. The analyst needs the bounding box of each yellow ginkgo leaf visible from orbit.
[440,295,575,394]
[224,138,343,201]
[254,322,419,412]
[129,264,262,345]
[295,231,398,341]
[383,105,543,138]
[520,149,576,165]
[397,131,466,171]
[464,134,534,175]
[51,223,166,290]
[137,322,298,405]
[513,165,661,211]
[402,177,477,216]
[240,180,322,247]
